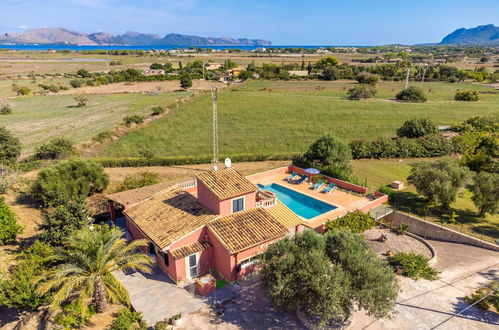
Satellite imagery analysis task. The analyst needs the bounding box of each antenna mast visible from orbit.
[211,86,219,170]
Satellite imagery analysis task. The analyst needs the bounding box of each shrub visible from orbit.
[465,281,499,313]
[0,240,54,310]
[92,130,113,143]
[454,90,479,101]
[110,307,145,330]
[0,127,21,164]
[395,86,427,102]
[30,158,109,208]
[0,164,20,194]
[293,133,352,181]
[377,185,395,196]
[151,106,165,116]
[54,301,95,329]
[396,223,409,235]
[39,199,90,246]
[114,172,160,193]
[388,252,438,280]
[407,158,469,208]
[180,74,192,89]
[76,69,92,78]
[326,210,375,233]
[69,79,84,88]
[74,93,88,107]
[33,138,75,160]
[0,100,13,115]
[356,72,379,85]
[150,63,164,70]
[154,320,169,330]
[123,115,145,125]
[0,196,22,244]
[110,60,122,66]
[12,86,31,96]
[396,118,439,138]
[451,114,499,133]
[347,84,377,100]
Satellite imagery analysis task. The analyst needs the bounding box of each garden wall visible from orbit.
[385,211,499,252]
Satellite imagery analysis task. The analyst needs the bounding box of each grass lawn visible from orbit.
[352,158,499,243]
[3,92,189,156]
[101,80,499,158]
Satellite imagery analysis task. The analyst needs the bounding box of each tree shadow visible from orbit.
[452,298,499,326]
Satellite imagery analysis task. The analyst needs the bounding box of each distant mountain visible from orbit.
[0,27,271,46]
[439,24,499,45]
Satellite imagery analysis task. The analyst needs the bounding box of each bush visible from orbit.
[151,106,165,116]
[54,301,95,329]
[0,100,13,115]
[180,74,192,89]
[110,60,122,66]
[465,281,499,313]
[396,118,439,138]
[114,172,160,193]
[123,115,145,126]
[0,196,22,244]
[74,93,88,107]
[0,240,54,310]
[33,138,75,160]
[92,130,113,143]
[388,252,438,280]
[454,90,479,101]
[69,79,84,88]
[451,114,499,133]
[0,127,21,164]
[76,69,92,78]
[377,185,395,196]
[39,199,90,246]
[150,63,164,70]
[110,307,145,330]
[18,86,31,96]
[347,84,377,99]
[356,72,379,85]
[469,172,499,216]
[395,86,427,102]
[326,210,375,233]
[30,158,109,208]
[293,133,353,180]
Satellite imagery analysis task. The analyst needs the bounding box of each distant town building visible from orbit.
[204,62,222,70]
[288,70,309,77]
[143,69,165,76]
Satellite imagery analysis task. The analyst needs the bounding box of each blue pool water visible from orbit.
[258,183,337,219]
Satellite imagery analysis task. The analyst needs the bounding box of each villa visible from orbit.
[106,165,387,285]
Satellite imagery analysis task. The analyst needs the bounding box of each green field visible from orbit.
[2,92,189,155]
[101,80,499,158]
[352,158,499,243]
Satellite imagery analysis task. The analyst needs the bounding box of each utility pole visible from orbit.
[211,86,219,170]
[404,68,410,89]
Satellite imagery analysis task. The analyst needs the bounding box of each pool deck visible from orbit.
[248,173,373,230]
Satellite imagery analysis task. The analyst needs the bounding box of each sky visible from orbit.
[1,0,498,45]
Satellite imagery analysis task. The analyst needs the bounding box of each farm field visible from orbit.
[352,158,499,243]
[101,80,499,158]
[2,91,189,155]
[0,77,73,98]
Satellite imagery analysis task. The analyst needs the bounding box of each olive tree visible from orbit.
[469,172,499,216]
[0,127,21,164]
[396,118,439,138]
[408,158,469,208]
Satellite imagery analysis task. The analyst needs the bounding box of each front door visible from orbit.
[187,253,199,279]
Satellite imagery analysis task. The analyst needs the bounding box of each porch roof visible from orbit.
[266,201,304,228]
[169,241,211,260]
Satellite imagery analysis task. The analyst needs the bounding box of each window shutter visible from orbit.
[164,252,169,266]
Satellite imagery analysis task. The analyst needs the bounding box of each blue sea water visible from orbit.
[0,44,368,51]
[258,183,336,219]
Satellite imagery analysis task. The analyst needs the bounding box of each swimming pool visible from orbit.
[257,183,337,219]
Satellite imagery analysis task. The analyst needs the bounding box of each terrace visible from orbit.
[246,166,386,231]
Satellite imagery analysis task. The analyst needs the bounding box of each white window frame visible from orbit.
[239,255,258,269]
[231,196,245,213]
[185,252,200,280]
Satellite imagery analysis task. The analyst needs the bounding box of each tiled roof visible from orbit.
[266,201,304,228]
[196,167,257,200]
[208,208,288,254]
[106,182,176,206]
[169,241,211,260]
[124,189,217,249]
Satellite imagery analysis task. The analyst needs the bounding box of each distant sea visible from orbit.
[0,44,367,51]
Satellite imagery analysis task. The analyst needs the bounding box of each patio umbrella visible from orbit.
[304,168,320,175]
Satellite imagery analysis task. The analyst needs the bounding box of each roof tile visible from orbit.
[196,168,257,200]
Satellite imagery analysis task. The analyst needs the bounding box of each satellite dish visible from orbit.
[224,158,232,168]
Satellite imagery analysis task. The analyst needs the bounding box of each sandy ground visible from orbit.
[363,227,433,259]
[58,80,226,95]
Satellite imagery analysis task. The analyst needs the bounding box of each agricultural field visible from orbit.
[0,77,73,98]
[2,91,189,156]
[101,80,499,158]
[352,158,499,243]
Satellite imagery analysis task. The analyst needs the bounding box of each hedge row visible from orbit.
[94,153,300,168]
[350,136,456,159]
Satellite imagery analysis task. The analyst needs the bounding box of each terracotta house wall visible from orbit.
[218,191,257,216]
[196,180,221,214]
[358,193,389,213]
[126,217,148,254]
[207,229,234,281]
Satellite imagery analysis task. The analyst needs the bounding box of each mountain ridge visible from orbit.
[0,28,271,46]
[439,24,499,45]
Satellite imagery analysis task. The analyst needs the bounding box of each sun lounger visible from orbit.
[284,172,298,181]
[294,175,307,184]
[322,183,336,194]
[311,179,324,190]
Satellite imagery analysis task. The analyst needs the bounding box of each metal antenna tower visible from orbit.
[211,86,219,170]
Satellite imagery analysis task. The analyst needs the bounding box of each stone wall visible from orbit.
[385,211,499,252]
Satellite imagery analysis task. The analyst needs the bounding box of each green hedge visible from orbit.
[349,136,456,159]
[94,153,299,168]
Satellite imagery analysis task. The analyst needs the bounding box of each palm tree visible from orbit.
[37,225,153,312]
